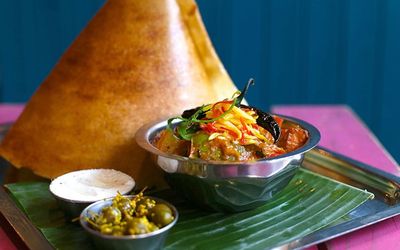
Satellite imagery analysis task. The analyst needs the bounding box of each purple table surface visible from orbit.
[0,104,24,124]
[0,104,399,250]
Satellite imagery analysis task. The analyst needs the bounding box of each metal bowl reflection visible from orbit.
[136,115,320,212]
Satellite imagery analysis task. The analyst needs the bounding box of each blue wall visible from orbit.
[0,0,398,162]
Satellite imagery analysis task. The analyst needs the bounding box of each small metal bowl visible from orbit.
[51,195,94,220]
[80,195,178,250]
[136,115,320,212]
[49,169,135,219]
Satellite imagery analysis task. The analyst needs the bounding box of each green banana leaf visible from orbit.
[5,168,373,250]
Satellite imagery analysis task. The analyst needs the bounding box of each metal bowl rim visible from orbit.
[135,114,321,165]
[50,185,134,204]
[49,169,135,204]
[79,195,179,240]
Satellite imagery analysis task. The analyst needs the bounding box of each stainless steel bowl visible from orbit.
[52,195,94,220]
[80,195,178,250]
[136,115,320,212]
[49,169,135,219]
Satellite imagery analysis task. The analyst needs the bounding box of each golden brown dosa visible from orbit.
[0,0,237,188]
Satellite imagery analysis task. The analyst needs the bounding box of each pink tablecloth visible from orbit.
[0,104,399,250]
[0,228,17,250]
[0,104,24,124]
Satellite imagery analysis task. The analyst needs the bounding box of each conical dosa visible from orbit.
[0,0,237,187]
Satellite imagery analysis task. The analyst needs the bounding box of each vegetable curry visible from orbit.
[154,80,309,161]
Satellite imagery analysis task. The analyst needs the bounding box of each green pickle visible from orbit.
[150,204,174,227]
[86,192,174,236]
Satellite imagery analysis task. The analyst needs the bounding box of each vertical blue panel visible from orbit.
[370,0,387,133]
[0,0,104,102]
[307,0,341,103]
[261,0,298,107]
[293,1,310,104]
[230,0,263,106]
[335,0,350,104]
[345,0,379,127]
[260,0,311,108]
[379,0,400,159]
[28,0,61,97]
[0,1,26,102]
[197,0,233,72]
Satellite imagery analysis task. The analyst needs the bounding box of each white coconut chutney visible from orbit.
[49,169,135,202]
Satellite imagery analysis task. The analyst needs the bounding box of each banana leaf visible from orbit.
[5,168,373,250]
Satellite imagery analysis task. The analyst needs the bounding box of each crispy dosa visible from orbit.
[0,0,237,187]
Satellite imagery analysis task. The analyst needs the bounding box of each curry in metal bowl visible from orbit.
[136,80,320,212]
[155,79,308,162]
